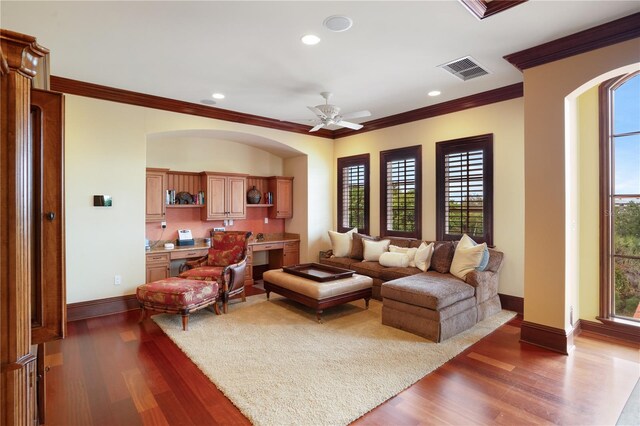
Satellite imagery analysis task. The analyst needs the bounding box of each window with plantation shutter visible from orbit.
[436,135,493,246]
[380,145,422,238]
[337,154,369,234]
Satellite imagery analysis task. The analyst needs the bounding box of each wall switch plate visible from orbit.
[264,217,269,224]
[114,275,122,285]
[213,227,225,232]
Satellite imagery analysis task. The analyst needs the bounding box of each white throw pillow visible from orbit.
[328,228,357,258]
[379,252,410,268]
[389,245,418,267]
[362,239,391,261]
[450,234,488,279]
[414,242,434,272]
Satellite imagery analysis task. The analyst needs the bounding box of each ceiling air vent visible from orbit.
[438,56,490,81]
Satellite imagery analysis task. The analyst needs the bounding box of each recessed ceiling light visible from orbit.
[212,93,225,100]
[301,34,321,45]
[323,15,353,32]
[201,99,216,105]
[428,90,441,97]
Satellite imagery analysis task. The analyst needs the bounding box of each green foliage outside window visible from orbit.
[388,186,415,232]
[446,197,484,236]
[614,201,640,318]
[345,184,365,230]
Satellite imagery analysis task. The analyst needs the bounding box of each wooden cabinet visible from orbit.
[2,29,57,426]
[146,253,170,283]
[202,172,247,221]
[283,241,300,267]
[269,176,293,219]
[146,168,168,222]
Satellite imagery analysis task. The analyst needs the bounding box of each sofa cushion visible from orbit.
[450,234,488,280]
[380,266,422,281]
[319,256,359,269]
[379,252,410,268]
[328,228,357,257]
[414,242,434,272]
[381,272,474,310]
[350,233,377,260]
[351,261,388,279]
[363,239,391,261]
[430,241,455,273]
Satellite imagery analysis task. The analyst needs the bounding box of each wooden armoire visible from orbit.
[1,30,66,425]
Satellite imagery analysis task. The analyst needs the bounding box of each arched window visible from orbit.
[599,72,640,325]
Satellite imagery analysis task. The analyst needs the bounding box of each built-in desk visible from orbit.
[145,234,300,286]
[247,234,300,286]
[145,243,209,282]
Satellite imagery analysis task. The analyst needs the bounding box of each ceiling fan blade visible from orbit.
[335,120,363,130]
[309,123,325,132]
[307,106,327,119]
[341,110,371,120]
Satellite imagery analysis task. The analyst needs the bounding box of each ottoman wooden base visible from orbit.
[136,277,220,330]
[263,269,373,322]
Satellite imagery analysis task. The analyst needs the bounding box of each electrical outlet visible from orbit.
[213,227,225,232]
[161,221,167,229]
[114,275,122,286]
[264,217,269,224]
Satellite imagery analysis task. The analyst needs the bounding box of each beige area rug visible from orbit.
[153,295,516,426]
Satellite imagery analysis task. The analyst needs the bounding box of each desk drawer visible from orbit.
[252,242,283,252]
[146,253,170,264]
[284,241,299,251]
[170,249,208,260]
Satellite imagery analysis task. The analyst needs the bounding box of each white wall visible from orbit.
[65,95,333,303]
[334,98,525,297]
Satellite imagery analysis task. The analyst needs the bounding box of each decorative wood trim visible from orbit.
[49,75,334,139]
[520,321,575,355]
[459,0,528,20]
[498,293,523,315]
[504,12,640,71]
[67,295,139,322]
[578,319,640,344]
[333,83,523,138]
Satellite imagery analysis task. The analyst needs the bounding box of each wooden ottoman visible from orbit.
[136,277,220,330]
[263,268,373,322]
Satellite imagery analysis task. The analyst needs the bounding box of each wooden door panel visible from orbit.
[228,177,246,218]
[206,175,227,220]
[145,171,166,222]
[31,89,66,345]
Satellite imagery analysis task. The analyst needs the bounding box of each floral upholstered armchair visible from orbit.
[179,230,252,313]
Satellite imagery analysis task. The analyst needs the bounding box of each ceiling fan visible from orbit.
[306,92,371,132]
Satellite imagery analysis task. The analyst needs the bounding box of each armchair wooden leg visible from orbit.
[181,314,189,331]
[213,300,221,315]
[241,287,246,302]
[223,293,229,314]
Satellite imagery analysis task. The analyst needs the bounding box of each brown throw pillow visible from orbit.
[350,233,377,260]
[430,241,455,273]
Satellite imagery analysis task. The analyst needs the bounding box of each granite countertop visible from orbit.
[147,241,210,254]
[146,233,300,253]
[250,233,300,245]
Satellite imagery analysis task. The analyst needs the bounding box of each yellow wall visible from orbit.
[577,86,600,321]
[523,38,640,330]
[335,98,525,297]
[147,136,284,176]
[65,95,333,303]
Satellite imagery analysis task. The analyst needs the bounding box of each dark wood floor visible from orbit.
[44,286,640,425]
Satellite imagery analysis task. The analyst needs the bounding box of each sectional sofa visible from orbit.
[320,235,504,341]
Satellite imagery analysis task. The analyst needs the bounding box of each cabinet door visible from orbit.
[31,89,66,345]
[204,175,227,220]
[283,241,299,266]
[146,170,166,222]
[227,176,246,219]
[272,178,293,219]
[146,262,170,282]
